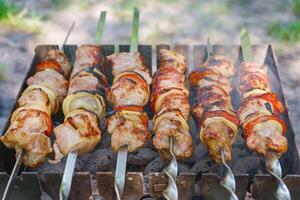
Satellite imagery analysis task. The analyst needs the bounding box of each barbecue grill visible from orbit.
[0,44,299,200]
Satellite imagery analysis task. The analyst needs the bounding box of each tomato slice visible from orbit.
[114,105,144,112]
[36,59,62,75]
[189,68,219,86]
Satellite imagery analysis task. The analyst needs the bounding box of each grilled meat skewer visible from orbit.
[189,55,239,162]
[238,62,287,156]
[1,48,71,167]
[52,45,107,162]
[107,52,151,153]
[152,49,193,160]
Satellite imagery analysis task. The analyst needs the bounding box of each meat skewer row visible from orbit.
[152,49,193,161]
[1,47,71,168]
[189,55,239,162]
[106,51,151,154]
[238,62,287,156]
[52,45,108,162]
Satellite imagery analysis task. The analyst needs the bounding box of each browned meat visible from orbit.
[53,110,101,159]
[190,55,238,162]
[108,71,150,107]
[107,107,150,152]
[238,62,288,156]
[151,49,193,160]
[1,105,52,167]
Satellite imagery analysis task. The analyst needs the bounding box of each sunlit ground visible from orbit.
[0,0,300,149]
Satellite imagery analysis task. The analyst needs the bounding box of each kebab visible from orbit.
[239,29,290,200]
[0,45,72,168]
[0,22,75,200]
[151,49,193,199]
[189,42,239,199]
[53,11,107,200]
[106,8,151,199]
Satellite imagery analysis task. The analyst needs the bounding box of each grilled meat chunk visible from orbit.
[153,111,193,160]
[27,68,68,112]
[109,71,150,107]
[53,110,101,159]
[1,105,52,167]
[107,52,151,83]
[107,107,150,152]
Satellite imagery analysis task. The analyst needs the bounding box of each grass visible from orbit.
[291,0,300,17]
[0,0,41,33]
[267,20,300,42]
[0,0,16,20]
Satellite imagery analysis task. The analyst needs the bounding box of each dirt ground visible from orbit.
[0,0,300,151]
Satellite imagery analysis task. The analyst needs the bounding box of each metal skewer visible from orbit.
[59,11,106,200]
[1,21,75,200]
[240,28,291,200]
[205,38,238,200]
[162,137,178,200]
[160,36,179,200]
[114,8,139,200]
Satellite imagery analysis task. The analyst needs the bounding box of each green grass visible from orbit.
[0,0,16,20]
[0,0,41,33]
[267,20,300,42]
[291,0,300,17]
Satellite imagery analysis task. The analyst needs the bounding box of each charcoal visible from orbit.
[37,158,66,174]
[144,157,166,174]
[178,162,191,173]
[188,144,208,163]
[79,149,113,172]
[127,147,158,166]
[191,158,215,174]
[233,156,264,174]
[40,191,54,200]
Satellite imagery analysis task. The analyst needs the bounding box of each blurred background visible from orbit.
[0,0,299,143]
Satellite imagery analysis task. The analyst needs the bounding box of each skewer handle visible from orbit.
[1,149,25,200]
[162,137,178,200]
[219,149,238,200]
[265,151,291,200]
